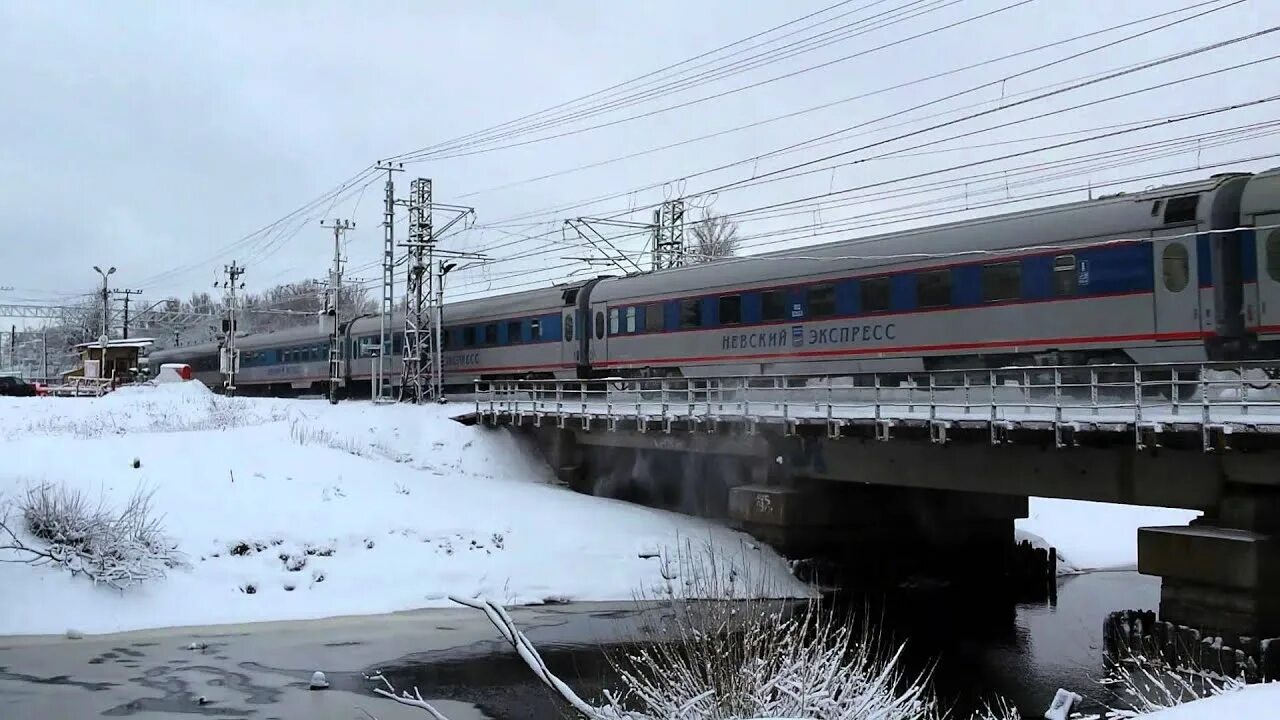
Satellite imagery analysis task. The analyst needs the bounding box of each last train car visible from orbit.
[585,172,1254,379]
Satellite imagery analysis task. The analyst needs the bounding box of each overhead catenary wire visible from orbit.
[460,60,1280,265]
[452,3,1259,240]
[391,0,1045,163]
[450,0,1236,202]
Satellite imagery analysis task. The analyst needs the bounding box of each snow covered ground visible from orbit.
[1018,497,1200,573]
[0,383,810,636]
[1141,683,1280,718]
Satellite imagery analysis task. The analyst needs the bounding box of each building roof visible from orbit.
[72,338,156,350]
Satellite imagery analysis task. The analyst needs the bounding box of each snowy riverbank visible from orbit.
[1,382,1198,636]
[0,383,809,636]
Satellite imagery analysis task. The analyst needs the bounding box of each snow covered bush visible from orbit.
[369,545,1021,720]
[601,541,958,720]
[0,483,185,590]
[1102,649,1247,717]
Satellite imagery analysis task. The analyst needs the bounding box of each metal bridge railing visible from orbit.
[474,361,1280,451]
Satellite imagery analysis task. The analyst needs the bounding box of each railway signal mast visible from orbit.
[321,218,354,405]
[216,262,245,396]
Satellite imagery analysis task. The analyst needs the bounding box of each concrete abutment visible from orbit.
[1138,484,1280,640]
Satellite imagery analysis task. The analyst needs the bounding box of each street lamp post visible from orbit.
[92,265,115,379]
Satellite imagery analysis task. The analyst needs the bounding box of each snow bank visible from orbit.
[1018,498,1200,572]
[1139,683,1280,718]
[0,390,810,636]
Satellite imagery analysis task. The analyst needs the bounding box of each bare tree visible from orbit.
[691,211,740,262]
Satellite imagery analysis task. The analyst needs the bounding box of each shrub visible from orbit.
[1,483,185,590]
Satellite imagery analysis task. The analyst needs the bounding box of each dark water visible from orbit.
[377,571,1158,720]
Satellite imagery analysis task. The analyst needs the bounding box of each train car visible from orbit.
[148,282,590,396]
[587,172,1254,380]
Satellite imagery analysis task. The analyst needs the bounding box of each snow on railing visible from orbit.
[474,361,1280,451]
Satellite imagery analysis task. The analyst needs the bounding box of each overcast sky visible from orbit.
[2,0,1277,315]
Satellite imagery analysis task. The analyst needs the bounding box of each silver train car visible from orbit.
[151,168,1280,396]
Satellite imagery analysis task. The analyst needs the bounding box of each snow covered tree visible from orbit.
[691,211,740,262]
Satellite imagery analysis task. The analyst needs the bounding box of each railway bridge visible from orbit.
[472,361,1280,646]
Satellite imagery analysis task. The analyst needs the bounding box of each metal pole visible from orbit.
[322,219,352,405]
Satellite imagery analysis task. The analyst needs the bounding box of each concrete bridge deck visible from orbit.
[475,362,1280,451]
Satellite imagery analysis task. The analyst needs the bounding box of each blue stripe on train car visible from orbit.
[835,280,858,315]
[1241,229,1258,282]
[951,265,982,306]
[741,293,763,324]
[1076,243,1152,294]
[1198,234,1212,287]
[890,274,915,311]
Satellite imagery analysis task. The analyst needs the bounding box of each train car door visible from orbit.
[1254,214,1280,337]
[590,302,608,368]
[1152,229,1201,339]
[561,306,578,369]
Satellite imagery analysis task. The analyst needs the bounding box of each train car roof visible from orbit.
[592,171,1251,301]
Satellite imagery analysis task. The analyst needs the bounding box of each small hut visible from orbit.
[67,338,155,384]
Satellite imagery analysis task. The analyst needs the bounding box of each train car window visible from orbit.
[1053,255,1077,295]
[981,261,1021,302]
[719,295,742,325]
[463,327,476,347]
[595,311,605,340]
[565,314,574,342]
[761,290,788,321]
[1150,200,1163,217]
[916,270,951,308]
[1267,231,1280,283]
[442,330,452,349]
[1163,195,1198,224]
[562,288,578,306]
[860,277,890,312]
[506,321,523,345]
[807,284,836,317]
[680,299,702,328]
[530,319,541,341]
[645,303,663,332]
[608,308,620,335]
[1162,243,1190,292]
[625,307,637,333]
[484,324,498,346]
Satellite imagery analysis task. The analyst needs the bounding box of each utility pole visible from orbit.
[402,178,433,404]
[398,178,477,403]
[8,325,13,373]
[374,161,403,403]
[41,328,48,383]
[216,262,245,395]
[652,199,687,271]
[321,218,354,404]
[111,288,143,339]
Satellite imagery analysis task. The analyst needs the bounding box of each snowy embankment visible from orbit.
[0,384,810,636]
[1141,683,1280,718]
[1017,497,1200,574]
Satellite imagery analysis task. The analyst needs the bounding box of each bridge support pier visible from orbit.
[728,481,1028,587]
[1139,485,1280,639]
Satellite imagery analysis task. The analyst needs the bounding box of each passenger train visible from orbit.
[149,167,1280,396]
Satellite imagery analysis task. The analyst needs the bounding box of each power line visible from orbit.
[392,0,1041,163]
